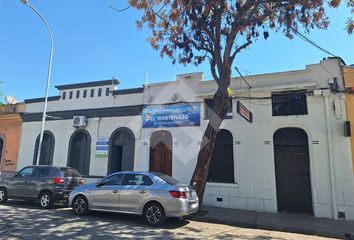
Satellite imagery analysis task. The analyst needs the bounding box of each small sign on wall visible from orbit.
[236,101,253,123]
[96,137,109,158]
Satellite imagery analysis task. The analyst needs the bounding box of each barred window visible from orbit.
[272,91,308,116]
[208,129,235,183]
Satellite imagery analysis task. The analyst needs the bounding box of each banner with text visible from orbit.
[142,103,200,128]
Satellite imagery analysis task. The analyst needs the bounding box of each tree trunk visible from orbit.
[190,82,230,209]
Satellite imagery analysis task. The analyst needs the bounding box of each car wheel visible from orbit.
[39,192,53,209]
[72,196,89,216]
[144,202,166,226]
[0,188,8,203]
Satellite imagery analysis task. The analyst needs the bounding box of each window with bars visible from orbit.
[272,91,308,116]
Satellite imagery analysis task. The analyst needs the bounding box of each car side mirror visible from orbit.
[14,172,19,178]
[95,181,103,187]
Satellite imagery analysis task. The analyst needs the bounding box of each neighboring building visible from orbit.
[0,103,25,175]
[19,80,143,177]
[343,65,354,173]
[17,58,354,220]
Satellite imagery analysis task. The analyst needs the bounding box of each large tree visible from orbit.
[128,0,353,206]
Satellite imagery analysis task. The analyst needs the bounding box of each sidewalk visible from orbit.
[187,206,354,239]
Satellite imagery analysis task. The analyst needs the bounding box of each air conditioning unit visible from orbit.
[73,116,87,128]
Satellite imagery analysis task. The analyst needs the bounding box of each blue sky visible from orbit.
[0,0,353,102]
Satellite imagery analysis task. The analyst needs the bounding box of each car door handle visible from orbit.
[112,190,119,193]
[139,190,146,194]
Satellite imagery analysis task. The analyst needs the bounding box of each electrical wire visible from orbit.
[263,4,337,57]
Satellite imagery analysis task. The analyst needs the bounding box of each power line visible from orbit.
[291,27,336,57]
[263,4,337,57]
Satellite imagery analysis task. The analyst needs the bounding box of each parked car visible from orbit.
[69,171,199,226]
[0,165,84,209]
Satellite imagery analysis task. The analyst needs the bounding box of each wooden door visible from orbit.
[149,131,172,176]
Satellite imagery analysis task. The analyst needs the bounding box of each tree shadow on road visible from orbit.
[0,200,196,240]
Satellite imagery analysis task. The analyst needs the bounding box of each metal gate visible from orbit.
[274,128,313,214]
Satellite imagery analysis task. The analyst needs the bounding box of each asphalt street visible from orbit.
[0,201,335,240]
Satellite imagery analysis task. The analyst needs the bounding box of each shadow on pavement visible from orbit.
[1,200,194,240]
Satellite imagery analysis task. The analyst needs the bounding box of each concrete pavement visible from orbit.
[0,201,335,240]
[187,207,354,239]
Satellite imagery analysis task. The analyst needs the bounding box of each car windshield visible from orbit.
[60,168,81,177]
[156,173,182,185]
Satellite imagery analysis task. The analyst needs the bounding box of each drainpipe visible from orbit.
[323,89,338,220]
[96,117,101,137]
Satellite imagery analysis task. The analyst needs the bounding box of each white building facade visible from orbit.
[18,58,354,220]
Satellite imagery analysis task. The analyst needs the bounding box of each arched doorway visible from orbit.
[33,131,55,165]
[108,128,135,174]
[273,128,313,214]
[0,136,4,166]
[208,129,235,183]
[68,130,91,175]
[149,131,172,176]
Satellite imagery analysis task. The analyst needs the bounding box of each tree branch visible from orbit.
[230,40,253,62]
[213,2,225,78]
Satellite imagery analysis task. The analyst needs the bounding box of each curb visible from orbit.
[187,215,354,240]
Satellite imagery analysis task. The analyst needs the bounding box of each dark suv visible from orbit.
[0,165,84,209]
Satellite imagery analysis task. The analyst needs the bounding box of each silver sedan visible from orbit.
[68,171,199,226]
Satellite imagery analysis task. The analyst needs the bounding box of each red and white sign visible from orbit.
[237,101,253,123]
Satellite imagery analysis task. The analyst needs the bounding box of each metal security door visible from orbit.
[274,128,313,215]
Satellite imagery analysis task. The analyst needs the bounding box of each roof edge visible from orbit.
[55,79,119,90]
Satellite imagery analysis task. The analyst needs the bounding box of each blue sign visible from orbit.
[142,103,200,128]
[96,137,109,158]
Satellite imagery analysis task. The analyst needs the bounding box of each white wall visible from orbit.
[18,115,142,177]
[17,58,354,220]
[139,58,354,220]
